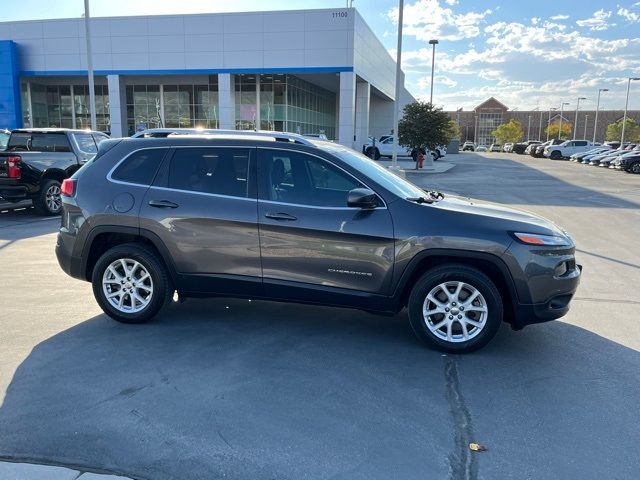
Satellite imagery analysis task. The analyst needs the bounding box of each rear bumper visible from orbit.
[0,185,29,202]
[511,264,582,329]
[55,232,84,280]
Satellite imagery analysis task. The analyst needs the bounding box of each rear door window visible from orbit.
[71,132,98,154]
[111,148,168,186]
[167,148,251,198]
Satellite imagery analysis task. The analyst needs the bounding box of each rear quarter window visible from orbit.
[111,148,168,186]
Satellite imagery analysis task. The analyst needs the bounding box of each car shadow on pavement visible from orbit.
[0,299,639,480]
[0,208,59,250]
[409,155,640,210]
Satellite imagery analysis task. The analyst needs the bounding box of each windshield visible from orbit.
[312,141,427,200]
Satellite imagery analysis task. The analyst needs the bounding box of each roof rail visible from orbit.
[168,129,316,146]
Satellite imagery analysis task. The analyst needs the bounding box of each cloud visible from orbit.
[550,14,570,20]
[617,6,640,23]
[387,0,493,41]
[576,9,614,30]
[398,16,640,109]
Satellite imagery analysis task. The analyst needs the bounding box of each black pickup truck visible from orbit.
[0,128,109,215]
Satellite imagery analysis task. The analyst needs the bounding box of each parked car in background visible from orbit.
[512,140,540,154]
[532,140,560,158]
[433,145,447,159]
[524,141,542,155]
[489,143,502,152]
[55,131,581,353]
[619,152,640,173]
[476,145,488,152]
[544,140,595,160]
[587,149,621,166]
[0,128,109,215]
[0,129,9,151]
[363,136,429,161]
[570,146,610,162]
[462,141,475,151]
[610,146,640,169]
[503,143,514,152]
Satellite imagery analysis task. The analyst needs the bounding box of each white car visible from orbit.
[544,140,595,160]
[503,143,514,152]
[363,136,436,161]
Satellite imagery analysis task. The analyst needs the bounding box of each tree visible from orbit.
[491,119,523,144]
[545,121,572,140]
[605,118,640,142]
[446,120,461,141]
[398,101,452,152]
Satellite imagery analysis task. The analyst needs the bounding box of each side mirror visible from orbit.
[347,188,378,209]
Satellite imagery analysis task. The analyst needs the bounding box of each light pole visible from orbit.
[428,39,439,105]
[584,114,589,140]
[558,102,570,140]
[537,109,543,141]
[390,0,404,170]
[547,107,557,141]
[527,115,532,141]
[83,0,97,130]
[593,88,608,143]
[573,97,586,139]
[621,77,640,146]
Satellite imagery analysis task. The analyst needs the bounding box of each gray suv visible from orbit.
[56,132,581,352]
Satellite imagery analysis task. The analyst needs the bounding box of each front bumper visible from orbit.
[511,264,582,329]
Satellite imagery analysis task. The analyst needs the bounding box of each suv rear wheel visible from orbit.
[92,243,172,323]
[407,265,503,353]
[34,179,62,216]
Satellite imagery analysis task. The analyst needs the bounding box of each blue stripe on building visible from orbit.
[0,41,21,130]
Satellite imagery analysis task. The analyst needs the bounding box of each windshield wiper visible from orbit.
[425,190,445,200]
[406,196,435,204]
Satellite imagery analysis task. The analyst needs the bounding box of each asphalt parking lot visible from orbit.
[0,152,639,480]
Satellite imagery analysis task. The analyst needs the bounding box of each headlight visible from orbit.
[512,232,571,246]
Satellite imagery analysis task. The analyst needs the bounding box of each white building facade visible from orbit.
[0,8,415,148]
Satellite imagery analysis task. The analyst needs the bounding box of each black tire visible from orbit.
[92,243,172,324]
[371,148,381,160]
[407,265,503,353]
[628,161,640,174]
[33,179,62,216]
[550,150,562,160]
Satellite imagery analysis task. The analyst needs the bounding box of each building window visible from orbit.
[21,81,110,132]
[235,75,257,130]
[126,76,219,134]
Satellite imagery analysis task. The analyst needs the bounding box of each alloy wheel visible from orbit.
[45,184,62,213]
[102,258,154,313]
[422,281,488,343]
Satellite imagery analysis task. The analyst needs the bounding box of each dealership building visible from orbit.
[0,8,414,148]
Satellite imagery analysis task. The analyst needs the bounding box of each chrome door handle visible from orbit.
[265,212,297,221]
[148,199,179,208]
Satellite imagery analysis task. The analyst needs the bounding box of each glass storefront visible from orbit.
[235,74,336,139]
[20,74,336,139]
[126,76,219,134]
[22,82,110,132]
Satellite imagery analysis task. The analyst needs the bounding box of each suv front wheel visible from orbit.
[407,265,503,353]
[92,243,172,323]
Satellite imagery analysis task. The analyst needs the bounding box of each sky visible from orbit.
[4,0,640,112]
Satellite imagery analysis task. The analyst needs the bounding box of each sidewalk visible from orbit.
[376,158,456,174]
[0,461,133,480]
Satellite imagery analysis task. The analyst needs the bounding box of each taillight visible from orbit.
[7,155,21,179]
[61,178,76,197]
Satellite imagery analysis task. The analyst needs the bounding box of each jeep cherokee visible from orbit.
[56,131,581,352]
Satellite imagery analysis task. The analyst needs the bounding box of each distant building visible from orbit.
[448,97,640,145]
